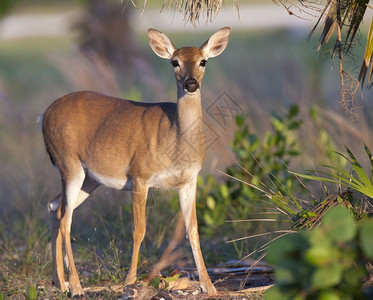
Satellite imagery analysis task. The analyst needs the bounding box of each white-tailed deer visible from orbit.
[42,27,230,297]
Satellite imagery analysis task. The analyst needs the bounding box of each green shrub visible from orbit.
[197,104,304,236]
[265,206,373,300]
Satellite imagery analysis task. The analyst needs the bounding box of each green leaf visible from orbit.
[206,196,216,210]
[345,146,373,196]
[319,290,341,300]
[275,267,297,285]
[164,273,180,283]
[321,207,356,242]
[308,229,329,247]
[289,104,299,118]
[359,220,373,259]
[219,184,229,199]
[271,117,284,132]
[288,120,302,130]
[203,212,214,226]
[289,172,343,186]
[288,150,300,156]
[302,210,317,218]
[311,262,342,289]
[290,165,372,197]
[266,233,303,265]
[364,144,373,180]
[304,245,333,267]
[149,276,160,289]
[235,114,245,127]
[265,285,292,300]
[343,266,366,287]
[110,274,119,283]
[26,286,37,300]
[293,146,373,198]
[269,194,298,216]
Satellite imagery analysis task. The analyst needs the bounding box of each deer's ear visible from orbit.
[148,29,177,59]
[200,27,231,58]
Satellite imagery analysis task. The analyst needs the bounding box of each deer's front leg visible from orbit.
[48,195,68,292]
[179,178,216,295]
[125,182,148,285]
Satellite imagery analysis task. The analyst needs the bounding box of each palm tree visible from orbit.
[161,0,373,113]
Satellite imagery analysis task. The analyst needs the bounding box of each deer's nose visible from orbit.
[183,79,200,94]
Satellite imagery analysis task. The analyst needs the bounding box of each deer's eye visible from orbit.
[171,60,179,68]
[200,60,207,67]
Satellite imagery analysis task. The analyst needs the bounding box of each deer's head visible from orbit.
[148,27,231,96]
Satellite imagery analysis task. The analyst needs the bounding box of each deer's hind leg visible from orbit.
[49,193,66,292]
[49,171,98,294]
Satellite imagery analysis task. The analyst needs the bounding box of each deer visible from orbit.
[41,27,231,297]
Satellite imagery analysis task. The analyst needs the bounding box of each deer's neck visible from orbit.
[175,89,205,160]
[176,89,203,134]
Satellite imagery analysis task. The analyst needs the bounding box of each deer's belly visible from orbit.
[148,167,199,189]
[86,167,132,190]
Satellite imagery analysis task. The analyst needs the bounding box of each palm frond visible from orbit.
[163,0,223,25]
[345,0,369,50]
[304,0,372,113]
[307,0,332,41]
[314,0,339,51]
[358,18,373,88]
[308,0,369,51]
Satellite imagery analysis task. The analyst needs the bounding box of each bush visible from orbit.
[197,104,303,236]
[265,206,373,300]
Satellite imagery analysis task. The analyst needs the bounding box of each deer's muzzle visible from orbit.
[183,79,200,94]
